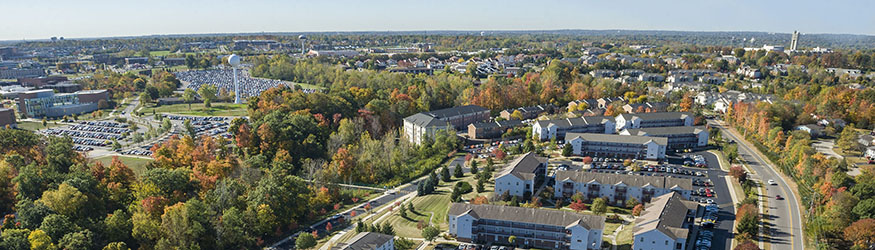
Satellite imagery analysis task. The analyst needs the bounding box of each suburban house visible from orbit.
[614,112,694,131]
[564,133,667,160]
[553,171,692,205]
[494,152,548,198]
[332,232,395,250]
[500,104,556,120]
[590,69,616,78]
[795,124,824,138]
[532,116,615,141]
[448,203,605,250]
[468,120,525,139]
[633,193,701,250]
[622,102,668,113]
[402,105,490,144]
[638,73,665,82]
[619,126,709,150]
[568,99,599,111]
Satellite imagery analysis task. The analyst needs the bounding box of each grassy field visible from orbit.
[17,121,64,131]
[381,167,490,239]
[142,103,248,116]
[293,82,327,90]
[614,223,634,250]
[93,155,153,177]
[149,50,172,57]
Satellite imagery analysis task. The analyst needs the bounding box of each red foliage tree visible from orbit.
[326,222,333,232]
[632,204,644,216]
[569,199,588,213]
[844,218,875,248]
[582,156,593,164]
[734,240,760,250]
[493,148,507,161]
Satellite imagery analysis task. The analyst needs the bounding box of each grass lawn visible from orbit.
[149,50,172,57]
[614,221,634,249]
[381,169,489,239]
[142,102,248,116]
[93,155,153,177]
[17,121,64,131]
[292,82,328,90]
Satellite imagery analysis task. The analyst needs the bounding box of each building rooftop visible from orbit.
[565,133,668,146]
[332,232,394,250]
[623,126,706,136]
[633,192,699,240]
[555,170,692,191]
[404,105,488,127]
[534,116,612,129]
[618,112,692,121]
[495,152,546,180]
[449,203,605,230]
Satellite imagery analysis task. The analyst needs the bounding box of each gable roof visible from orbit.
[403,105,488,127]
[534,116,612,129]
[449,203,605,230]
[495,152,546,180]
[333,232,394,250]
[555,170,692,190]
[633,192,699,240]
[618,112,692,122]
[622,126,706,136]
[565,133,668,146]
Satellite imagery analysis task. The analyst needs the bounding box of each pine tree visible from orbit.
[470,161,479,175]
[440,166,451,182]
[453,164,464,178]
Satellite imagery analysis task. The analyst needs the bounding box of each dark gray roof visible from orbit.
[403,113,449,127]
[333,232,394,250]
[470,120,524,129]
[496,152,545,180]
[618,112,692,121]
[633,192,699,240]
[534,116,612,129]
[623,126,706,136]
[404,105,488,127]
[449,203,605,230]
[555,170,692,190]
[565,133,668,146]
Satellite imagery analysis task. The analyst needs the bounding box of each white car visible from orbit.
[768,179,777,185]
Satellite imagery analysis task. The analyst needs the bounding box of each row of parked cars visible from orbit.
[79,121,129,128]
[73,145,94,151]
[455,243,514,250]
[69,124,131,134]
[163,114,228,122]
[684,154,707,168]
[697,205,720,249]
[43,128,120,143]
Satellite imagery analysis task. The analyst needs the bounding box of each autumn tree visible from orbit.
[569,199,588,213]
[844,218,875,248]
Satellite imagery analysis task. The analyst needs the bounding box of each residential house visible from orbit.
[633,193,701,250]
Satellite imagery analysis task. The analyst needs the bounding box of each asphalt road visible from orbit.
[697,152,735,250]
[709,119,805,250]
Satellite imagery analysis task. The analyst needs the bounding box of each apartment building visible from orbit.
[468,120,525,139]
[448,203,605,250]
[532,116,615,141]
[619,126,709,150]
[622,102,668,114]
[633,193,701,250]
[564,133,667,160]
[614,112,694,131]
[332,232,394,250]
[553,171,692,205]
[494,153,548,198]
[403,105,489,144]
[590,69,616,78]
[638,73,665,82]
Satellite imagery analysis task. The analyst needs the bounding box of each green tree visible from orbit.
[58,230,93,250]
[421,226,439,241]
[440,166,451,182]
[453,164,464,178]
[28,229,55,250]
[508,235,517,244]
[562,145,573,156]
[102,242,130,250]
[182,88,196,110]
[838,125,861,154]
[160,200,213,249]
[0,229,31,250]
[399,204,407,218]
[295,232,317,249]
[470,160,479,175]
[39,214,77,243]
[218,207,254,249]
[591,198,607,215]
[139,92,152,104]
[477,178,486,193]
[394,237,416,250]
[197,85,218,108]
[104,209,132,244]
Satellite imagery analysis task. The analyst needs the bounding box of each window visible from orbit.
[665,240,668,245]
[676,243,682,249]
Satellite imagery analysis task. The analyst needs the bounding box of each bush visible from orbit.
[454,181,473,194]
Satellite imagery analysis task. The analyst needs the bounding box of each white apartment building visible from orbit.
[564,133,667,160]
[448,203,605,250]
[620,126,709,150]
[402,105,489,144]
[494,152,548,198]
[532,116,615,141]
[614,112,694,131]
[332,232,395,250]
[633,193,701,250]
[554,171,692,205]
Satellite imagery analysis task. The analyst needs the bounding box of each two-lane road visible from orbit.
[709,119,805,250]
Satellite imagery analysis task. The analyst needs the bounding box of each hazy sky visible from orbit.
[1,0,873,40]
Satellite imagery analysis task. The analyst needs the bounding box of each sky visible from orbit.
[1,0,873,41]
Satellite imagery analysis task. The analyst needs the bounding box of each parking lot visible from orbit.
[39,121,133,150]
[163,114,233,138]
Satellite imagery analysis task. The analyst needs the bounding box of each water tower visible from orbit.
[299,35,308,55]
[227,54,242,104]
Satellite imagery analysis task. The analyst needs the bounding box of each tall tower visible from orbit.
[299,35,308,55]
[227,54,241,104]
[790,31,799,51]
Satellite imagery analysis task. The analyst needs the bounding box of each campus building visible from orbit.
[633,193,701,250]
[614,112,694,131]
[619,126,709,150]
[553,171,692,206]
[448,203,605,250]
[332,232,394,250]
[494,152,548,198]
[17,89,108,118]
[403,105,489,144]
[564,133,667,160]
[0,108,16,129]
[532,116,615,141]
